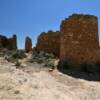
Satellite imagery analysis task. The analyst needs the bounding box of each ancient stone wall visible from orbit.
[36,31,60,56]
[0,34,17,50]
[8,35,17,50]
[60,14,99,64]
[25,36,32,52]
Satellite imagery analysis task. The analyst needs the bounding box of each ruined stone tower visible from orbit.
[0,34,17,50]
[60,14,99,64]
[8,34,17,50]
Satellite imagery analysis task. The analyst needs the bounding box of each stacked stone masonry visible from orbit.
[0,34,17,51]
[60,14,100,64]
[36,31,60,56]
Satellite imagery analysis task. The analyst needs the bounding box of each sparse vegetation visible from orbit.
[4,50,26,63]
[29,51,56,69]
[15,59,21,67]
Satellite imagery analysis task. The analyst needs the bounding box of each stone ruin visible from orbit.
[60,14,100,64]
[25,36,32,53]
[36,14,100,64]
[0,14,99,65]
[36,30,60,56]
[0,34,17,51]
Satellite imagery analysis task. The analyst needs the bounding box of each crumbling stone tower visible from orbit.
[8,34,17,50]
[60,14,99,64]
[0,34,17,50]
[25,36,32,52]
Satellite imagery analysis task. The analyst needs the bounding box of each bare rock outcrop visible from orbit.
[36,31,60,56]
[25,36,32,52]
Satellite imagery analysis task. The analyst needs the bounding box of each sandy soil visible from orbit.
[0,57,100,100]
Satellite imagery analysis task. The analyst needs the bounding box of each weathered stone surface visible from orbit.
[0,34,17,50]
[25,36,32,52]
[36,30,60,56]
[8,35,17,50]
[60,14,99,64]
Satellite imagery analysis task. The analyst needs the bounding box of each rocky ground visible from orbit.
[0,54,100,100]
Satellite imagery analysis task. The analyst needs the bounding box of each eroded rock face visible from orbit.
[25,36,32,52]
[60,14,99,64]
[36,31,60,56]
[0,34,17,51]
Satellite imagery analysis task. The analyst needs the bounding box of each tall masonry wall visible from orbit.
[60,14,99,64]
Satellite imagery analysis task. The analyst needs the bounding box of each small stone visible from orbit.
[14,90,20,94]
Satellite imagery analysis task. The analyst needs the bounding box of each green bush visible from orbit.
[11,50,26,59]
[15,59,21,67]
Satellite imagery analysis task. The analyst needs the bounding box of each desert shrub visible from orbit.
[36,58,43,64]
[15,59,21,67]
[44,53,55,59]
[30,51,55,62]
[11,50,26,59]
[44,59,55,69]
[28,51,56,69]
[4,50,26,63]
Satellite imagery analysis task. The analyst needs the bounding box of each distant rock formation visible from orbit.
[25,36,32,52]
[60,14,99,64]
[0,34,17,51]
[36,30,60,56]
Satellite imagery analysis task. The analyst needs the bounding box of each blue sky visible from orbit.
[0,0,100,48]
